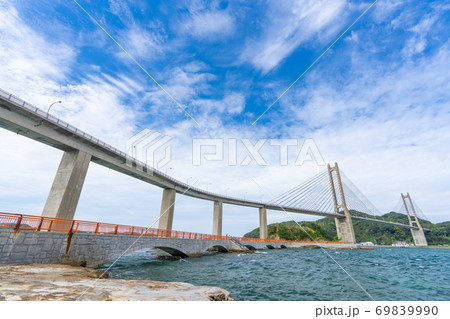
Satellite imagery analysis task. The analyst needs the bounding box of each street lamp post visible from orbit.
[47,100,62,114]
[35,100,62,127]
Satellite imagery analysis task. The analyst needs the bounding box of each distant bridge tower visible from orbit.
[401,193,428,246]
[327,163,356,244]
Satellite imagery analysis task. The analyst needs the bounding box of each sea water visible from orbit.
[100,247,450,301]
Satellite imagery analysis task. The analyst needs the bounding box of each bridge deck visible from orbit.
[351,215,427,231]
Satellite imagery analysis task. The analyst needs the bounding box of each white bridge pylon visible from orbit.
[400,193,428,246]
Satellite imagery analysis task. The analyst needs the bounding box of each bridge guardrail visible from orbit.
[0,212,340,244]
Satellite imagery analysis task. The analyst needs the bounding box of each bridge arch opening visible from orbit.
[244,245,256,251]
[266,245,275,249]
[280,245,287,249]
[154,246,188,258]
[207,245,229,253]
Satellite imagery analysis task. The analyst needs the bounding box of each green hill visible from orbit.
[243,211,450,245]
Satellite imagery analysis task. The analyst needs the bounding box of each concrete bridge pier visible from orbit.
[328,163,356,244]
[259,207,268,239]
[42,150,91,219]
[411,228,428,246]
[334,217,356,244]
[158,188,176,230]
[212,201,223,236]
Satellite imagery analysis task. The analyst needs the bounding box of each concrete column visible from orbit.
[42,150,91,219]
[212,201,223,236]
[259,207,268,239]
[328,163,356,244]
[335,217,356,243]
[410,228,428,246]
[158,188,176,230]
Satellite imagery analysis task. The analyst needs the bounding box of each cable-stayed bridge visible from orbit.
[267,164,428,244]
[0,88,429,266]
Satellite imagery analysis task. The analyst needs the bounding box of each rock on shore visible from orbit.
[0,264,234,301]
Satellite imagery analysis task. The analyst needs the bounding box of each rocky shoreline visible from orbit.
[0,264,234,301]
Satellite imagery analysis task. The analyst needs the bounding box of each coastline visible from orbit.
[0,264,234,301]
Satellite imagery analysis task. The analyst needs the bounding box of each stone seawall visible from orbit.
[0,229,242,267]
[0,229,358,267]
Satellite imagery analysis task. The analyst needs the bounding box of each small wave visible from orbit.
[105,246,450,301]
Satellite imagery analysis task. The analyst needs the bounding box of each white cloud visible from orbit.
[241,0,348,73]
[142,67,215,118]
[0,2,75,95]
[118,24,167,61]
[222,92,246,114]
[108,0,135,23]
[401,14,437,58]
[190,92,245,115]
[372,0,405,23]
[181,12,234,39]
[140,63,245,119]
[176,1,235,40]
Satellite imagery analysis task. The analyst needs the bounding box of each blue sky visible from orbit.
[1,0,450,235]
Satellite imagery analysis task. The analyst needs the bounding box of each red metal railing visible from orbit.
[0,212,340,244]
